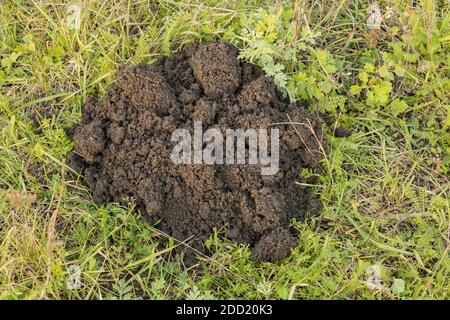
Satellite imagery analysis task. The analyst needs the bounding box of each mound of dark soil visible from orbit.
[68,41,326,262]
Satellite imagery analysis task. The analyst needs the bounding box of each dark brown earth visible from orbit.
[67,41,326,263]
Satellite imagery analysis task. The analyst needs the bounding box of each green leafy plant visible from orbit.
[350,63,394,108]
[228,7,342,106]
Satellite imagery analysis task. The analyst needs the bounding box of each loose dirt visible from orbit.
[68,41,326,263]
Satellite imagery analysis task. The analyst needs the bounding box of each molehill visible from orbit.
[68,41,326,262]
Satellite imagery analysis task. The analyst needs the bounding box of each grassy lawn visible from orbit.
[0,0,448,299]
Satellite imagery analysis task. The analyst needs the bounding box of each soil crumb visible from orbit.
[68,41,326,263]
